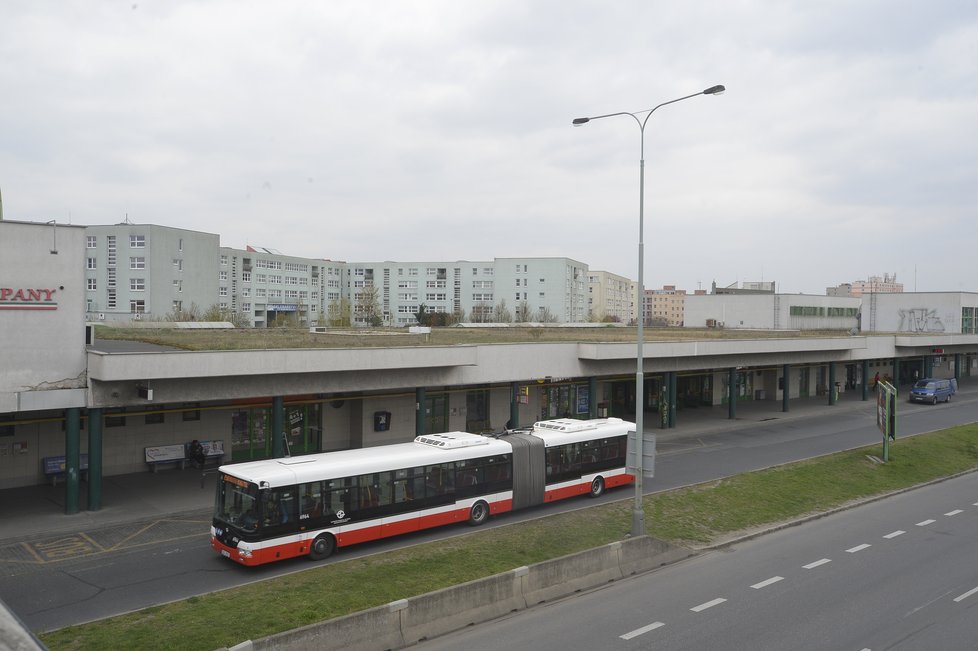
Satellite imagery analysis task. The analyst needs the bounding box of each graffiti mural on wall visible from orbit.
[898,308,945,333]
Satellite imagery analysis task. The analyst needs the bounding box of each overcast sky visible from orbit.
[2,1,976,294]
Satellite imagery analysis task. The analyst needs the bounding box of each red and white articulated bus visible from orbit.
[211,417,634,566]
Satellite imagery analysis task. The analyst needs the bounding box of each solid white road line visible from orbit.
[916,519,936,526]
[883,530,905,539]
[803,558,832,569]
[691,598,727,612]
[751,576,784,589]
[620,621,664,640]
[954,587,978,603]
[846,543,872,553]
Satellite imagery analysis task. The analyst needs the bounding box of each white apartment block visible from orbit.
[84,224,219,323]
[349,257,590,325]
[587,270,633,323]
[222,246,345,328]
[493,257,590,323]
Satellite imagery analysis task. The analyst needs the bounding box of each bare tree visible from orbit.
[164,301,203,322]
[492,299,513,323]
[471,302,492,323]
[538,306,557,323]
[354,285,383,326]
[327,297,352,327]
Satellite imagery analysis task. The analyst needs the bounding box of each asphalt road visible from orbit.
[414,471,978,650]
[4,397,978,633]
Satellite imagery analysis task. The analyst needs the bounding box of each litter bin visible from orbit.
[597,402,608,418]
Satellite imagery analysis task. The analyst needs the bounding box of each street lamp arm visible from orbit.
[572,85,725,130]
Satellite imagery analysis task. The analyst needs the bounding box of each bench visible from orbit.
[42,454,89,487]
[144,444,188,472]
[144,439,226,472]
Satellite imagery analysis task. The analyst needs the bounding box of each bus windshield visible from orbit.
[214,473,260,533]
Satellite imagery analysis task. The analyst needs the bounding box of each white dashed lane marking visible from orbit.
[803,558,832,569]
[846,544,872,553]
[691,598,726,612]
[751,576,784,590]
[945,509,963,517]
[954,587,978,603]
[916,519,936,526]
[620,621,664,640]
[883,530,905,539]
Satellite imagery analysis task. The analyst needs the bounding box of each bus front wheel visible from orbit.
[467,501,489,526]
[309,534,336,561]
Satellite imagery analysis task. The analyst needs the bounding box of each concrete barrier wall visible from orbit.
[400,569,527,646]
[249,602,404,651]
[618,535,693,577]
[233,535,689,651]
[521,542,623,606]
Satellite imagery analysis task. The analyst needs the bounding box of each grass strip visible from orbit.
[41,423,978,650]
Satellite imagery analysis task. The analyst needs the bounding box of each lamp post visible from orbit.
[573,84,725,536]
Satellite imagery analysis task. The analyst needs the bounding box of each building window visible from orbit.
[173,258,182,271]
[129,234,145,248]
[130,257,145,269]
[178,238,183,251]
[87,236,97,248]
[242,272,251,282]
[130,278,145,291]
[87,278,97,291]
[130,300,145,313]
[172,300,182,312]
[145,412,165,425]
[87,258,97,269]
[220,271,228,281]
[220,255,228,265]
[182,405,201,421]
[173,280,183,292]
[105,414,126,427]
[219,287,228,297]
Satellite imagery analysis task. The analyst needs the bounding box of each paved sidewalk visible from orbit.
[0,381,968,544]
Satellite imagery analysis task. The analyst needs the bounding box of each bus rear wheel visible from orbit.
[589,476,605,498]
[309,533,336,561]
[467,500,489,526]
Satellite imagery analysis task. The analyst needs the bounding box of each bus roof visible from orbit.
[530,417,633,447]
[219,433,513,488]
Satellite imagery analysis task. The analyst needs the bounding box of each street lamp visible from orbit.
[573,84,725,536]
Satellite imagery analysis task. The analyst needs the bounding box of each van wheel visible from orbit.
[467,501,489,526]
[309,534,336,561]
[589,476,605,498]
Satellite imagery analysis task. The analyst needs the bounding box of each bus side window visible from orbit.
[425,463,455,498]
[300,481,324,519]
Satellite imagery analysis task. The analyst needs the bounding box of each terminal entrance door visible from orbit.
[230,403,322,462]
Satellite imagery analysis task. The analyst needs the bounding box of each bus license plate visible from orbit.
[221,550,230,558]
